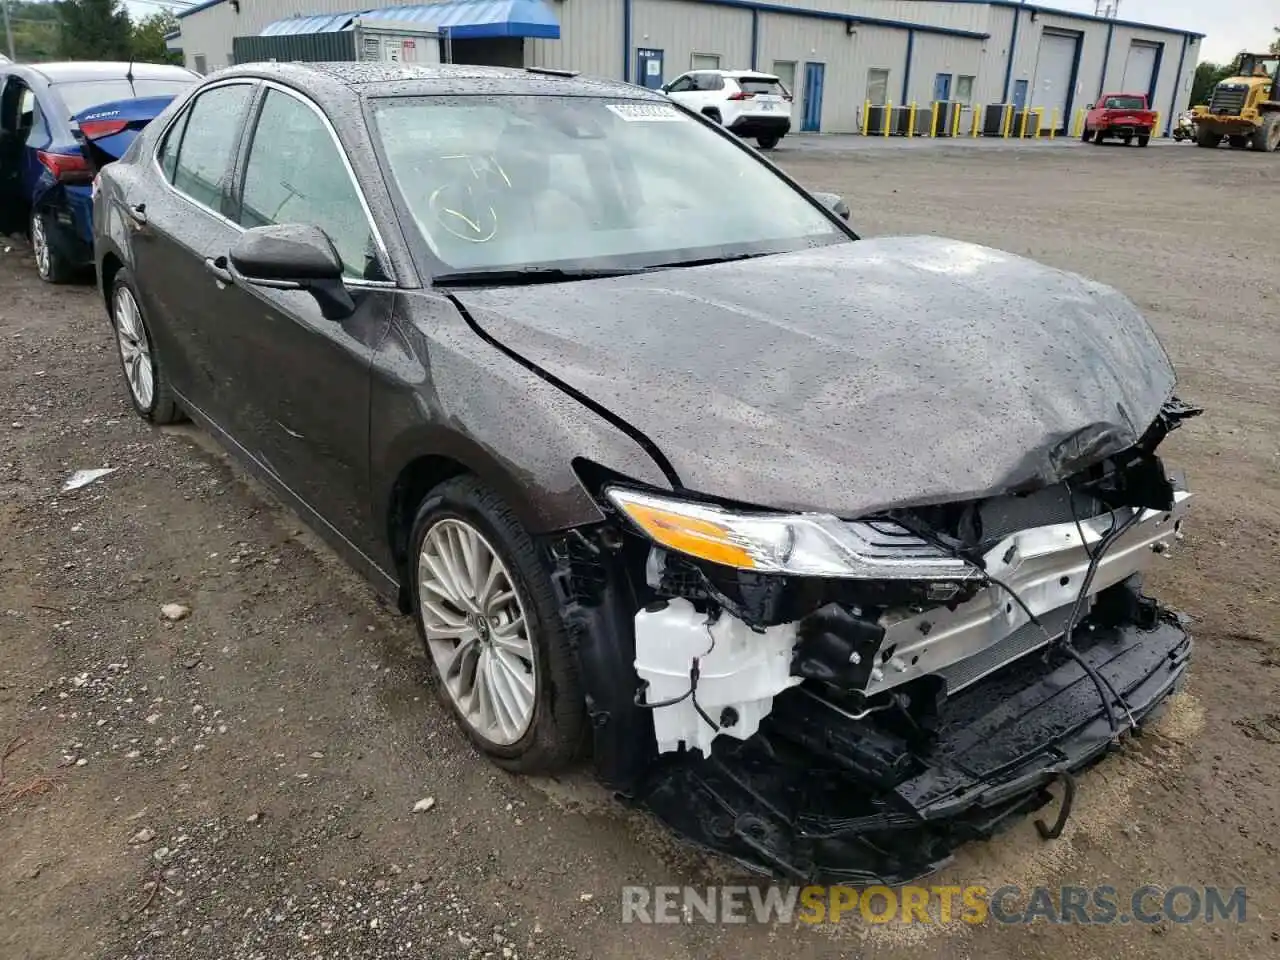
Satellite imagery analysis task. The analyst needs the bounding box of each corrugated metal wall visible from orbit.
[526,0,623,80]
[630,0,752,79]
[906,32,984,106]
[175,0,1200,134]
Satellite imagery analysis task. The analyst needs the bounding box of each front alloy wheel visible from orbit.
[419,518,537,746]
[409,476,585,773]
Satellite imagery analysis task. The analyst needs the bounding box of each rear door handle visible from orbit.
[126,203,147,225]
[204,257,233,285]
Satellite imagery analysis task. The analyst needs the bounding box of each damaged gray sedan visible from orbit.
[94,62,1199,885]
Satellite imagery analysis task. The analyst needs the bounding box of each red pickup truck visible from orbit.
[1083,93,1157,146]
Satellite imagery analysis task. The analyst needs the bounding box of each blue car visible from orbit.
[0,60,198,282]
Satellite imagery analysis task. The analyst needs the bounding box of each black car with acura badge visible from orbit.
[93,62,1199,884]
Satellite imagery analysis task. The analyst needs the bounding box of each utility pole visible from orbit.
[2,0,16,62]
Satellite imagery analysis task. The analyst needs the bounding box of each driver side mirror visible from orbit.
[810,191,851,222]
[228,224,355,320]
[660,83,671,93]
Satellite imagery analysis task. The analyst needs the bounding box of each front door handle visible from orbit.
[204,257,233,285]
[126,203,147,225]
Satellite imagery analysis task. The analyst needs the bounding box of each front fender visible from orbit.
[369,295,673,573]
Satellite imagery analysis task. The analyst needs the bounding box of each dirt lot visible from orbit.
[2,139,1278,960]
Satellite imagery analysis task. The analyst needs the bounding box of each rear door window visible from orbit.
[169,83,254,213]
[236,88,382,280]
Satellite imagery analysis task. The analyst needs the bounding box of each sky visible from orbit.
[123,0,1276,65]
[1026,1,1273,63]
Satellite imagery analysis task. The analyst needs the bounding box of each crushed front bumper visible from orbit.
[636,612,1191,885]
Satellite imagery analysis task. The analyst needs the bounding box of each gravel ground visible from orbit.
[2,140,1279,960]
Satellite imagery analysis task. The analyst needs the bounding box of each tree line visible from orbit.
[5,0,180,64]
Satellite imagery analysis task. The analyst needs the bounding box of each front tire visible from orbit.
[1250,116,1280,152]
[409,476,586,774]
[30,209,75,284]
[756,135,781,149]
[111,269,182,424]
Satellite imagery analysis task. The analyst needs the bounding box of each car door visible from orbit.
[127,80,257,422]
[663,73,697,109]
[211,83,397,554]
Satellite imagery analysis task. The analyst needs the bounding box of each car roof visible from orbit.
[686,69,780,80]
[211,61,664,102]
[26,61,198,83]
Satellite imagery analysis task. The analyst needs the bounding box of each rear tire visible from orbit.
[1092,131,1106,145]
[1196,129,1221,148]
[409,476,586,774]
[1123,135,1133,146]
[756,135,781,149]
[30,209,75,284]
[110,269,182,424]
[1081,128,1094,142]
[1137,135,1151,147]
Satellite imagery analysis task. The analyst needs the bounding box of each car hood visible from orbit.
[453,236,1176,517]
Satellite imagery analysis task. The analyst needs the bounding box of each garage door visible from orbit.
[1031,31,1077,128]
[1121,41,1159,98]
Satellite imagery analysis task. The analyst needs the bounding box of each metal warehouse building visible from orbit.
[172,0,1203,135]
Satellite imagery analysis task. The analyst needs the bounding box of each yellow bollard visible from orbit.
[930,102,940,137]
[862,100,871,136]
[908,102,917,137]
[1019,108,1029,138]
[883,101,892,136]
[1072,108,1084,138]
[1003,104,1013,138]
[1050,108,1059,139]
[1151,111,1161,139]
[1033,107,1044,138]
[952,101,962,137]
[971,105,981,137]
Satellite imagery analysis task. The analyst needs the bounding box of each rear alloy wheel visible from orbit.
[410,477,585,772]
[30,209,74,284]
[111,270,181,423]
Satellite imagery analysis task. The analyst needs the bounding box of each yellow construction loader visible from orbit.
[1192,53,1280,151]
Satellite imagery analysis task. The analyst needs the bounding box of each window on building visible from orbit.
[772,60,797,97]
[193,54,207,75]
[955,75,975,103]
[171,83,253,212]
[866,68,890,105]
[690,53,721,71]
[237,89,381,280]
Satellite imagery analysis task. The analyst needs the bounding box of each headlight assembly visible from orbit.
[605,487,976,580]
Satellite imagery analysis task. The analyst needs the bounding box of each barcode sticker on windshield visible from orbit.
[606,103,687,122]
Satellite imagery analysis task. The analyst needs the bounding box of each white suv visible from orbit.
[661,70,793,148]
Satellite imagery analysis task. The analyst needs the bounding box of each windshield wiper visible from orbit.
[432,266,644,287]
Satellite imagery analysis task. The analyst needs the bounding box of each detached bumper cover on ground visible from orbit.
[638,608,1191,885]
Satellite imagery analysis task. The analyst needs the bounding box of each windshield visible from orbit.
[369,95,847,276]
[1102,96,1146,110]
[52,78,196,118]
